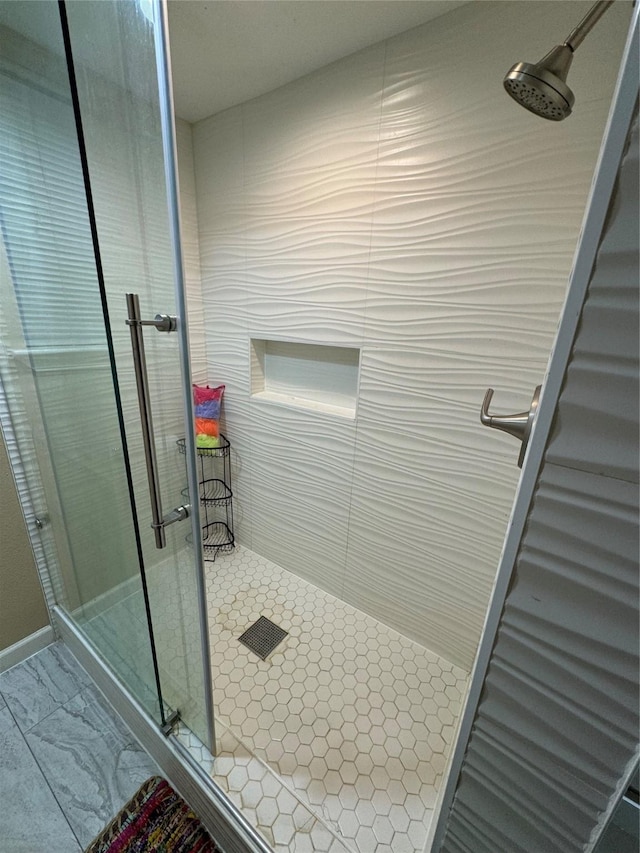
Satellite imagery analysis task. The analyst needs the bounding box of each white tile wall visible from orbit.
[176,118,207,384]
[440,110,639,853]
[186,1,630,670]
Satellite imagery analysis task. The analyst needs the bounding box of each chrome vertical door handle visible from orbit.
[480,385,542,467]
[126,293,189,548]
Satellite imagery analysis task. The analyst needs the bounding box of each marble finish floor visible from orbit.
[179,545,469,853]
[0,642,159,851]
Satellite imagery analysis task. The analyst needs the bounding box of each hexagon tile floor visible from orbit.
[178,544,469,853]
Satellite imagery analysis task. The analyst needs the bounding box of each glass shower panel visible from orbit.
[0,1,162,721]
[62,0,212,747]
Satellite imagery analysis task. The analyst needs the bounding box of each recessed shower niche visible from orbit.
[250,338,361,419]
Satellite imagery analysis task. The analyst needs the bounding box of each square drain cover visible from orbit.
[238,616,288,660]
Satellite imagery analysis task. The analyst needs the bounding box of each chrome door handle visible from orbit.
[126,293,186,548]
[480,385,542,467]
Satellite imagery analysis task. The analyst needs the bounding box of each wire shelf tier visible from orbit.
[200,478,233,506]
[202,521,234,553]
[176,434,230,457]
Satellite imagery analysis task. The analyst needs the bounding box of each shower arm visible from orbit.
[564,0,615,51]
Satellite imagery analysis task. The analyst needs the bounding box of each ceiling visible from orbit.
[167,1,468,123]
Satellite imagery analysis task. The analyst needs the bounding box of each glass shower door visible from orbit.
[0,0,213,749]
[0,0,164,725]
[60,0,213,748]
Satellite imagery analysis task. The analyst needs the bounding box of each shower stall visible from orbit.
[0,2,636,853]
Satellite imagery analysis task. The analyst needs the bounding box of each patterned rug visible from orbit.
[84,776,221,853]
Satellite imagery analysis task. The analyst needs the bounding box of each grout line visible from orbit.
[2,686,84,850]
[179,718,359,853]
[340,38,391,606]
[219,719,359,853]
[201,543,469,853]
[211,543,468,678]
[0,643,87,736]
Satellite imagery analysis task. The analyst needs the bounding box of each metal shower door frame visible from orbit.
[430,5,639,851]
[151,0,215,753]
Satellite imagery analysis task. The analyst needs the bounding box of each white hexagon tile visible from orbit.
[178,544,469,853]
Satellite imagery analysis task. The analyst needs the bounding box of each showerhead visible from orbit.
[503,1,614,121]
[503,44,575,121]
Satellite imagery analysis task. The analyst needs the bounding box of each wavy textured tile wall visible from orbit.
[0,55,140,608]
[192,1,631,670]
[176,119,208,385]
[440,111,639,852]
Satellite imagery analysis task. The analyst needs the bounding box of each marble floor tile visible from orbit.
[0,641,90,732]
[0,690,6,711]
[0,706,81,852]
[26,684,159,848]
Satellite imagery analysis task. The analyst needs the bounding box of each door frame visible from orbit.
[153,0,216,753]
[429,6,639,851]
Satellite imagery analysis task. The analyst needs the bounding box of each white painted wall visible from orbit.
[0,429,49,651]
[188,1,630,670]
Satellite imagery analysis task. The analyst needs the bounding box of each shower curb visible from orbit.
[53,606,272,853]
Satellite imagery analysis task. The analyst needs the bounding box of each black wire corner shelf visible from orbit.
[177,433,235,561]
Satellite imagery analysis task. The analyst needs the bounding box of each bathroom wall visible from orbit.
[176,118,207,385]
[189,0,630,670]
[0,429,49,651]
[441,108,639,853]
[0,15,145,610]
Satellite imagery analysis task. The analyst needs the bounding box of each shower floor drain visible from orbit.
[238,616,288,660]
